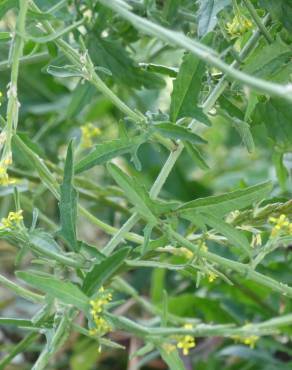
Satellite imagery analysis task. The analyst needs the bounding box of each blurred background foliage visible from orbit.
[0,0,292,369]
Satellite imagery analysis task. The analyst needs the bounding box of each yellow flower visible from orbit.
[81,123,101,148]
[89,286,112,337]
[208,271,217,283]
[0,210,23,230]
[232,335,259,349]
[269,214,291,237]
[226,15,253,38]
[8,210,23,223]
[0,152,15,187]
[242,336,259,349]
[176,324,196,356]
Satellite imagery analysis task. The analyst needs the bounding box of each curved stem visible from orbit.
[99,0,292,101]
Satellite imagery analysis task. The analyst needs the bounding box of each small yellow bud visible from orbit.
[176,324,196,356]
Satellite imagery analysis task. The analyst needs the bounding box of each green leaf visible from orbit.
[88,36,165,89]
[66,81,96,119]
[163,0,181,23]
[231,117,255,153]
[75,137,144,174]
[0,32,11,41]
[30,230,62,254]
[139,63,178,77]
[198,213,251,257]
[260,0,292,32]
[16,271,88,311]
[272,151,288,191]
[151,268,166,304]
[177,182,272,217]
[107,163,157,224]
[197,0,230,37]
[47,65,84,78]
[58,142,78,251]
[0,0,17,18]
[82,247,130,296]
[252,98,292,151]
[105,313,148,336]
[13,135,59,199]
[243,37,292,81]
[153,122,207,144]
[183,141,209,170]
[158,346,186,370]
[169,36,211,122]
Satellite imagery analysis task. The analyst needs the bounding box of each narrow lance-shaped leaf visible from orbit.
[75,137,145,174]
[58,141,78,251]
[16,271,88,311]
[177,182,272,217]
[47,65,84,78]
[83,247,130,296]
[152,122,207,144]
[107,163,157,224]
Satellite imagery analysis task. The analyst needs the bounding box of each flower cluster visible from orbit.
[89,286,112,336]
[208,271,217,283]
[0,210,23,230]
[232,335,259,349]
[176,324,196,356]
[0,154,15,186]
[81,123,101,148]
[226,14,253,38]
[269,214,292,237]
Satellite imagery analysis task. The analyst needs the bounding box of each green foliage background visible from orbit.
[0,0,292,369]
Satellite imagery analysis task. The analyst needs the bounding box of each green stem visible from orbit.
[79,205,144,244]
[0,273,44,303]
[4,0,29,158]
[0,332,39,370]
[168,227,292,298]
[106,311,292,338]
[113,277,200,325]
[0,51,49,71]
[201,16,269,112]
[99,0,292,101]
[242,0,273,43]
[32,309,73,370]
[29,240,85,269]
